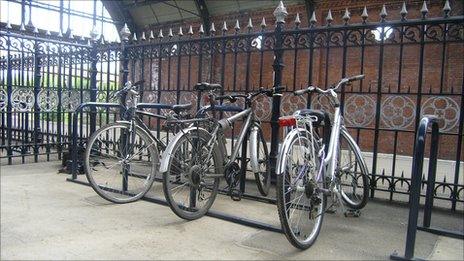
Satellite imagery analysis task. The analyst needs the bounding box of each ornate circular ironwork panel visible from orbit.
[38,89,58,112]
[421,96,460,132]
[61,90,81,111]
[252,95,271,121]
[0,89,7,111]
[344,95,375,127]
[381,95,416,130]
[281,93,307,116]
[11,88,34,112]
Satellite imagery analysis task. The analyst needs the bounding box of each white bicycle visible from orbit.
[276,75,370,249]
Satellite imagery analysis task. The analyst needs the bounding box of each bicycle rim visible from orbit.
[338,129,369,209]
[85,122,158,203]
[163,129,220,220]
[277,130,326,249]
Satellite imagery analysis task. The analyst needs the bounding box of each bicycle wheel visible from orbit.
[162,128,221,220]
[249,126,271,196]
[337,128,369,209]
[277,128,326,249]
[85,122,159,204]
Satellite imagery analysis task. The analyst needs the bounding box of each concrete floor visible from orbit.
[1,161,463,260]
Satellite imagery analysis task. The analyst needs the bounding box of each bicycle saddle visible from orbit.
[172,103,192,113]
[194,82,222,92]
[293,109,328,127]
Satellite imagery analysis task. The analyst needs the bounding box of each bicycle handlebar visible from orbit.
[215,86,285,103]
[294,75,364,96]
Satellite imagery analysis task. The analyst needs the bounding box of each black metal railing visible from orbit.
[391,115,464,261]
[1,1,463,210]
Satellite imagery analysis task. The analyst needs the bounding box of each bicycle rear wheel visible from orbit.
[276,128,326,249]
[162,128,221,220]
[84,122,159,203]
[337,128,369,209]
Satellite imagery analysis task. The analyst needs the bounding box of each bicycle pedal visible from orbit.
[344,209,361,218]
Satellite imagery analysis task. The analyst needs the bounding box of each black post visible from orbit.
[6,30,13,164]
[423,121,439,228]
[33,40,42,163]
[269,1,287,177]
[89,44,98,136]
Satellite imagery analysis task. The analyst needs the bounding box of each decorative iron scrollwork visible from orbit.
[344,95,375,127]
[381,95,416,130]
[0,89,7,111]
[281,93,306,116]
[38,89,58,112]
[11,88,35,112]
[252,95,271,121]
[421,96,460,132]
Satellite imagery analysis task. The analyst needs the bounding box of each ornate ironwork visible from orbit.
[11,88,34,112]
[38,89,58,112]
[381,95,416,130]
[0,89,7,111]
[421,96,460,132]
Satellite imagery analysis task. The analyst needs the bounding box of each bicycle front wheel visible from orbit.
[162,128,221,220]
[276,128,326,249]
[85,122,159,204]
[249,126,271,196]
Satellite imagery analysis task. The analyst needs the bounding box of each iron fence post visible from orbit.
[33,39,42,162]
[269,1,287,177]
[89,43,98,135]
[6,29,13,164]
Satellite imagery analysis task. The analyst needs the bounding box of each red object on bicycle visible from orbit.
[278,116,296,127]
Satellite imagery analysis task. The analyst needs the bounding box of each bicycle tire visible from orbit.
[338,128,369,209]
[84,122,159,204]
[162,128,221,220]
[249,126,271,196]
[276,128,326,249]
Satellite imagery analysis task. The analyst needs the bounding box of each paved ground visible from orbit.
[1,161,463,260]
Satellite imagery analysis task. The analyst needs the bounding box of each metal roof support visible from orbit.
[102,0,137,33]
[304,0,316,26]
[194,0,210,33]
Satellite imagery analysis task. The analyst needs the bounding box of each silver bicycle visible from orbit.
[159,84,280,220]
[276,75,370,249]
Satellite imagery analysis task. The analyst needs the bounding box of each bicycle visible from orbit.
[160,83,280,220]
[276,75,370,249]
[84,80,192,203]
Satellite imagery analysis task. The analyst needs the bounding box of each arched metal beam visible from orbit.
[194,0,210,33]
[102,0,137,33]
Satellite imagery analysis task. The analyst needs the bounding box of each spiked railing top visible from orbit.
[273,1,288,23]
[247,18,253,29]
[400,2,408,20]
[342,8,350,24]
[222,21,228,32]
[120,23,131,41]
[443,0,451,17]
[260,17,266,29]
[294,13,301,27]
[234,20,240,31]
[380,4,388,21]
[199,24,205,34]
[188,25,193,35]
[310,11,317,26]
[326,10,333,25]
[420,1,429,18]
[361,6,368,23]
[210,22,216,33]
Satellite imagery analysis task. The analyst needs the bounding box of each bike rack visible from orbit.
[67,101,283,234]
[390,115,464,261]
